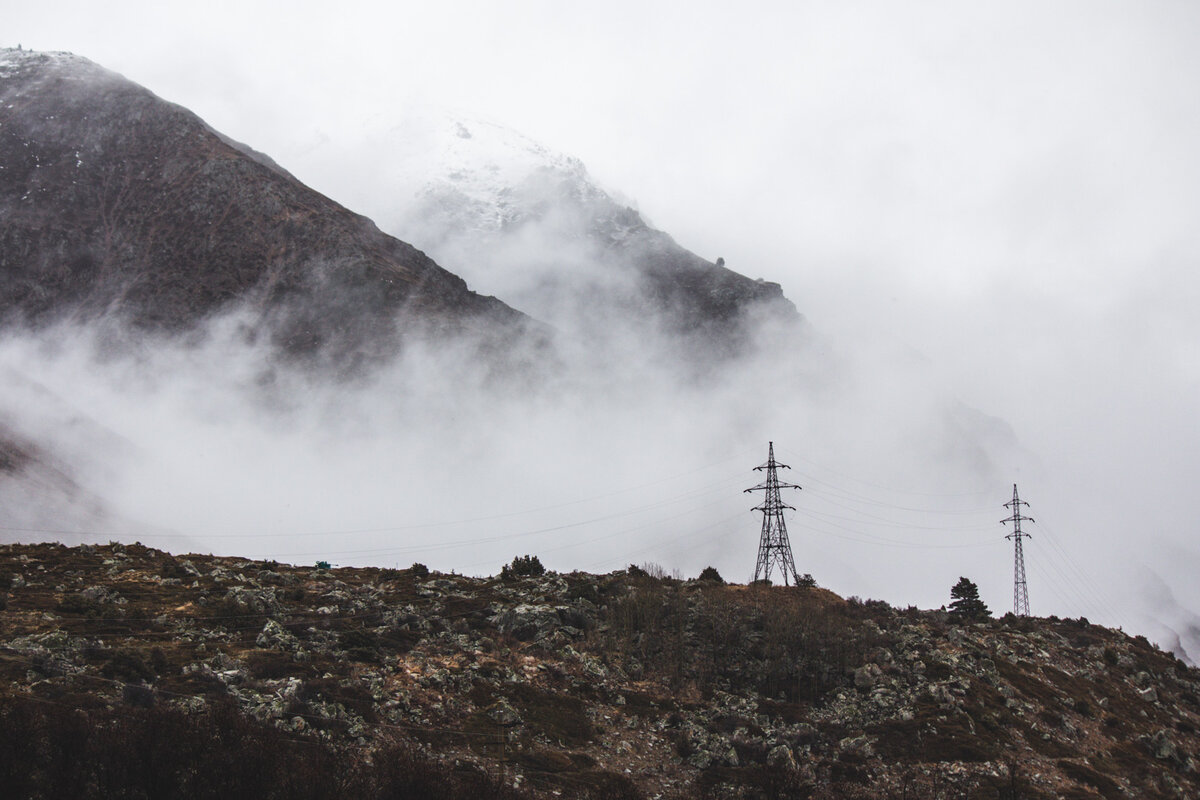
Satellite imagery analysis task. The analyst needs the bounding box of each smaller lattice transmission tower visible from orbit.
[1001,483,1035,617]
[746,442,803,585]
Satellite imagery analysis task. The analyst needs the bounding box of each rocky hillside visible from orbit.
[0,49,534,368]
[2,542,1197,799]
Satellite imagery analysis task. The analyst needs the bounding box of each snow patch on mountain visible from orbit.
[283,105,617,247]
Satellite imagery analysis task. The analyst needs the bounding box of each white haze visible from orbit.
[0,302,1020,605]
[4,1,1200,657]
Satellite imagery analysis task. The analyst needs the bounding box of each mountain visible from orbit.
[0,49,534,368]
[0,48,1052,658]
[0,47,552,543]
[280,110,805,359]
[3,542,1199,799]
[1,48,799,368]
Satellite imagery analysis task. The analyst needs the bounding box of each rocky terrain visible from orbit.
[2,541,1198,798]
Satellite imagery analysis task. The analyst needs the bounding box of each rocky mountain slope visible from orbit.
[0,49,534,367]
[3,542,1197,799]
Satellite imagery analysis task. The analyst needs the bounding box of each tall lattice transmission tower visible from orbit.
[746,442,803,585]
[1001,484,1035,616]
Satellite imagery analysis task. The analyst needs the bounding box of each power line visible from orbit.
[790,470,996,515]
[0,448,760,543]
[774,445,996,499]
[790,517,1007,550]
[799,496,996,532]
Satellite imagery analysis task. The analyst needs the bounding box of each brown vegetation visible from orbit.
[1,542,1199,799]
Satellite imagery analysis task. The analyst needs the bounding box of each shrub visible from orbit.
[55,593,101,616]
[0,695,529,799]
[501,555,545,580]
[101,649,156,683]
[640,562,669,580]
[122,683,155,708]
[338,628,378,650]
[410,563,430,578]
[697,566,724,584]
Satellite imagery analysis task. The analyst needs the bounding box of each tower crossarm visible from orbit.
[750,501,795,513]
[744,481,802,493]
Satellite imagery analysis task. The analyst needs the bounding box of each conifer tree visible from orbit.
[949,577,990,621]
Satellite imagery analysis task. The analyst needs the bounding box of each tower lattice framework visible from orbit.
[1001,483,1034,617]
[746,442,803,585]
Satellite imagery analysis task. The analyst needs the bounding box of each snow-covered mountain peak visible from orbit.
[412,111,608,234]
[284,105,615,242]
[278,104,796,341]
[433,113,588,191]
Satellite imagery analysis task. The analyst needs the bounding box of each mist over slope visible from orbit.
[1,49,1035,634]
[280,109,804,364]
[273,105,1200,664]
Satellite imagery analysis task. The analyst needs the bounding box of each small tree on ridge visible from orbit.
[949,576,990,621]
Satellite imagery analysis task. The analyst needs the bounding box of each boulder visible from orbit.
[854,663,883,689]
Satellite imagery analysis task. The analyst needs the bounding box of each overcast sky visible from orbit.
[6,1,1200,648]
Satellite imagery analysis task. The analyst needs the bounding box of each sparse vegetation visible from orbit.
[0,695,530,800]
[0,542,1197,800]
[500,554,545,579]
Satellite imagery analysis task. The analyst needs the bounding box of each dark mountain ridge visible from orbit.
[0,49,533,367]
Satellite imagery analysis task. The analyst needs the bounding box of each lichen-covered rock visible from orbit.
[485,701,522,727]
[256,619,299,650]
[1150,729,1180,762]
[492,603,588,642]
[767,743,797,769]
[854,663,883,689]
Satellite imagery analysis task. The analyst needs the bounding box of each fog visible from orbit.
[0,288,1019,606]
[4,2,1200,658]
